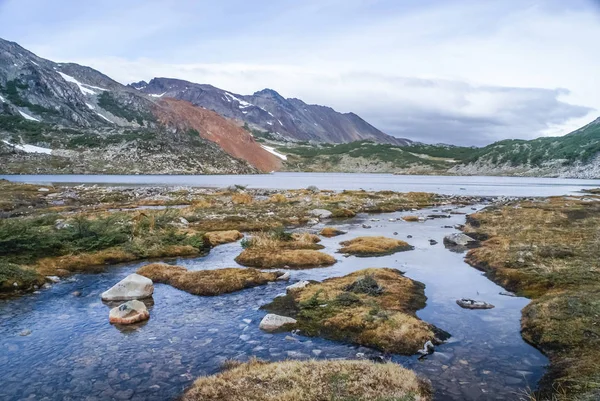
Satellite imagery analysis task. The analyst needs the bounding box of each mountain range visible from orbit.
[1,36,599,178]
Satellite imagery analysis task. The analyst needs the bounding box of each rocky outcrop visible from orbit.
[109,300,150,324]
[456,298,495,310]
[101,273,154,301]
[443,233,479,251]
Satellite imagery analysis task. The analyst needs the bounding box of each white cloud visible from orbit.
[1,0,598,144]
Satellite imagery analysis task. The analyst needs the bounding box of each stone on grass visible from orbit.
[259,314,297,332]
[101,273,154,301]
[309,209,332,219]
[109,300,150,324]
[286,280,310,291]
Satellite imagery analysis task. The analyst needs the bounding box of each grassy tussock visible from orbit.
[320,227,346,237]
[402,216,420,222]
[182,358,432,401]
[242,231,324,250]
[0,261,45,292]
[137,263,282,296]
[203,230,244,247]
[235,249,336,269]
[263,268,442,354]
[339,237,414,256]
[231,193,253,205]
[269,193,288,203]
[463,197,600,400]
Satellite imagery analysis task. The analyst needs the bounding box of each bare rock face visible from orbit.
[443,233,479,251]
[109,300,149,324]
[259,313,297,333]
[101,274,154,301]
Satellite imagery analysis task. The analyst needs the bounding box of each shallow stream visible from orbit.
[0,204,547,401]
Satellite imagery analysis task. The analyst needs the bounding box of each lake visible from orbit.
[2,173,600,197]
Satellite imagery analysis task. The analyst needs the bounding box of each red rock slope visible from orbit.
[153,98,282,172]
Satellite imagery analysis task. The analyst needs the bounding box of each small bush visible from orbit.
[345,275,384,296]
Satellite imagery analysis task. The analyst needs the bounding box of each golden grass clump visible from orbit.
[235,249,335,269]
[269,193,288,203]
[181,358,432,401]
[402,215,420,222]
[263,268,444,354]
[330,208,356,218]
[291,232,321,243]
[137,263,282,296]
[339,236,413,256]
[203,230,244,247]
[319,227,346,237]
[231,193,253,205]
[463,198,600,399]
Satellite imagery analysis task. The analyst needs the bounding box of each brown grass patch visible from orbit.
[137,263,282,295]
[269,193,288,203]
[263,268,445,354]
[203,230,244,247]
[402,215,420,222]
[35,245,199,276]
[320,227,346,237]
[235,249,335,269]
[339,236,414,256]
[231,193,253,205]
[463,198,600,399]
[331,208,356,218]
[182,358,432,401]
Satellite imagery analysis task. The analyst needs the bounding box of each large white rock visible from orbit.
[101,274,154,301]
[109,300,150,324]
[443,233,478,247]
[286,280,310,292]
[259,314,297,333]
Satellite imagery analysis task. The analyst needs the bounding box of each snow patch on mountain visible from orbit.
[2,140,52,154]
[57,71,107,95]
[149,92,166,98]
[19,110,40,121]
[260,144,287,160]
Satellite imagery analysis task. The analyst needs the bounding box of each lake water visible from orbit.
[0,205,548,401]
[2,172,600,197]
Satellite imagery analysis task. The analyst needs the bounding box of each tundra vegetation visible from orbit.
[137,263,283,296]
[338,236,414,256]
[262,268,448,354]
[0,179,461,294]
[463,196,600,401]
[181,358,432,401]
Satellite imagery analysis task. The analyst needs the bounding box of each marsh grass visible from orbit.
[339,237,414,256]
[263,268,443,354]
[464,197,600,399]
[137,263,282,296]
[181,358,432,401]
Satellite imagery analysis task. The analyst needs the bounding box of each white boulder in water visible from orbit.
[109,300,150,324]
[101,273,154,301]
[259,314,297,332]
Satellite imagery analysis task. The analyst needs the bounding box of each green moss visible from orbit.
[0,261,44,292]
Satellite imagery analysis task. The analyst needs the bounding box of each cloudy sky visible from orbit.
[1,0,599,145]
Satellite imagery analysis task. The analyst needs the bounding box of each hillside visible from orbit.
[132,78,409,145]
[450,117,600,178]
[0,38,280,174]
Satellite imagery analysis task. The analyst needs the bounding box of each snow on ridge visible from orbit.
[2,140,52,154]
[19,110,40,122]
[224,92,253,108]
[0,95,4,102]
[85,103,95,110]
[57,71,99,95]
[260,144,287,161]
[96,112,113,123]
[31,60,39,66]
[149,92,166,98]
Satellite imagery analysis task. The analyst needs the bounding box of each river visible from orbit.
[0,203,547,401]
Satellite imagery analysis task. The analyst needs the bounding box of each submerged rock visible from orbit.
[259,314,297,333]
[101,273,154,301]
[109,300,150,324]
[456,298,495,310]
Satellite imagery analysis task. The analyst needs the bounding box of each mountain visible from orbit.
[0,38,280,174]
[449,117,600,178]
[131,78,410,145]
